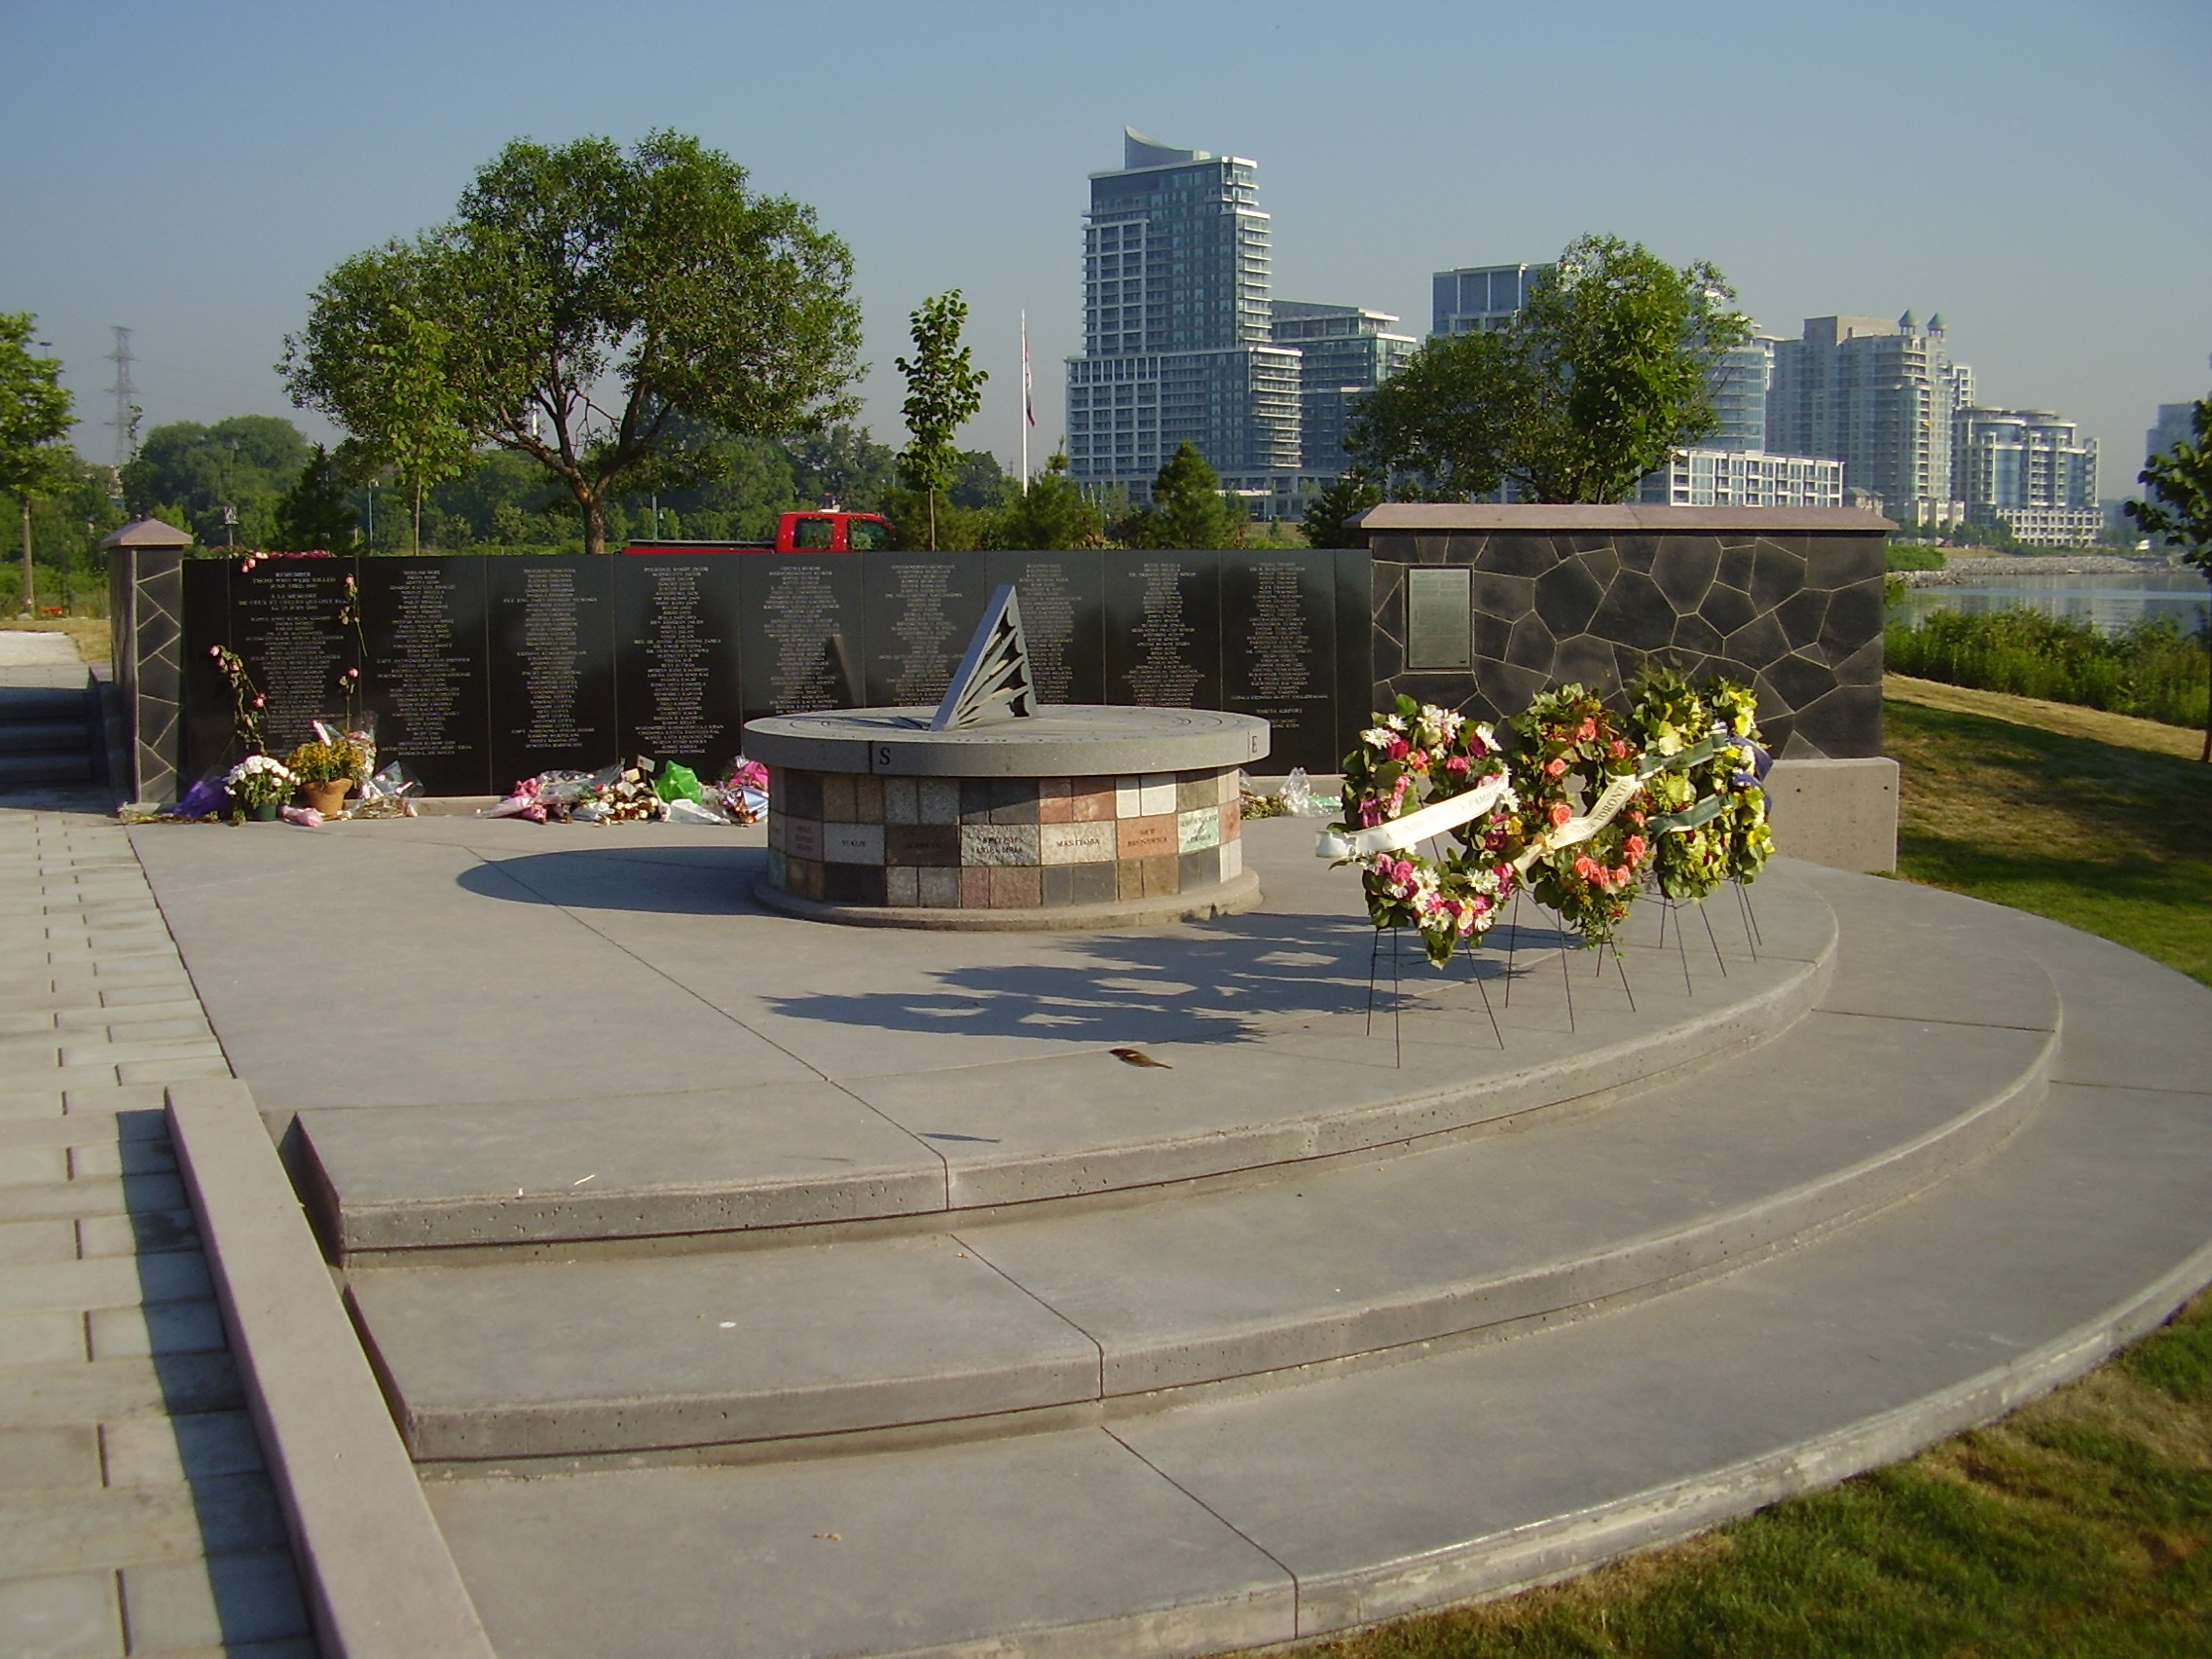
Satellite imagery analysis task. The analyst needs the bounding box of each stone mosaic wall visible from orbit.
[108,548,186,804]
[1362,507,1889,759]
[765,766,1243,911]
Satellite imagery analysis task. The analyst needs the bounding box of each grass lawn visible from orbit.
[1263,688,2212,1658]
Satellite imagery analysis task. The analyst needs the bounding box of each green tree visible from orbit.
[1302,470,1384,548]
[1120,442,1245,549]
[274,445,359,551]
[0,313,76,613]
[1347,234,1751,503]
[353,305,475,551]
[284,130,864,554]
[895,292,987,551]
[2125,394,2212,761]
[992,453,1106,550]
[122,416,311,547]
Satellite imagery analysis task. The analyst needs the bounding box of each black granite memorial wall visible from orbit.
[154,548,1363,797]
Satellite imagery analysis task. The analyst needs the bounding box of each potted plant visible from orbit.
[285,736,365,817]
[224,754,297,822]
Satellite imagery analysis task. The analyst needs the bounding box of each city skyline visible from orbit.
[3,0,2204,498]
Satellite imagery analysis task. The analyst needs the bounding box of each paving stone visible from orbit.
[75,1211,199,1259]
[0,1474,291,1576]
[64,1087,168,1119]
[92,984,195,1008]
[100,1413,264,1487]
[67,1139,176,1179]
[54,1004,202,1031]
[57,1041,222,1071]
[0,1353,244,1429]
[114,1060,231,1088]
[0,1218,77,1266]
[0,1569,123,1659]
[0,1311,84,1366]
[0,1174,181,1226]
[0,1089,64,1122]
[0,1013,57,1037]
[0,1253,211,1316]
[86,1301,226,1361]
[0,1147,69,1186]
[119,1551,310,1653]
[0,1425,101,1490]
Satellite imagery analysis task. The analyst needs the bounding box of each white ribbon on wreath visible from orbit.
[1314,772,1513,859]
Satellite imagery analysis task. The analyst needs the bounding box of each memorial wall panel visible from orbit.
[613,556,746,776]
[179,559,236,783]
[360,558,492,795]
[737,555,865,724]
[233,556,360,756]
[1106,554,1222,716]
[985,552,1107,706]
[1333,549,1377,764]
[1219,550,1337,775]
[858,555,985,710]
[486,556,618,788]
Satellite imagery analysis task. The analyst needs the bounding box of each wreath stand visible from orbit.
[1364,920,1505,1069]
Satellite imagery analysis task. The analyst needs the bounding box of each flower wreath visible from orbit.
[1629,669,1731,903]
[1703,678,1775,885]
[1507,684,1653,946]
[1333,695,1520,968]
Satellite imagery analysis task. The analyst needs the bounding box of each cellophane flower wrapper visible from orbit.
[173,775,229,818]
[351,761,424,820]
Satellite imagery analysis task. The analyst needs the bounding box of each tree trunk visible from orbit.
[582,492,607,556]
[18,498,32,616]
[411,479,424,555]
[927,490,938,553]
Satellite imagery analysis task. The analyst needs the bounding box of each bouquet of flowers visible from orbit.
[223,754,296,813]
[1335,696,1520,967]
[1507,684,1653,946]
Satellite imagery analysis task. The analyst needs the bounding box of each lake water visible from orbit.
[1894,569,2209,636]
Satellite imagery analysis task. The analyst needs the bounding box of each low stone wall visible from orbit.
[1358,505,1891,760]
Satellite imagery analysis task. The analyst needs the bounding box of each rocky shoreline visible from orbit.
[1896,554,2193,587]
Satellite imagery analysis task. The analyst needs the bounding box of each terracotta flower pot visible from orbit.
[301,779,353,817]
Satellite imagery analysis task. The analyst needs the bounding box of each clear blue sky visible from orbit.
[4,0,2206,491]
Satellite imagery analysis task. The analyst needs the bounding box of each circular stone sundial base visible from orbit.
[742,705,1272,931]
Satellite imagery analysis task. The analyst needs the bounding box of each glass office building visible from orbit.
[1065,129,1302,498]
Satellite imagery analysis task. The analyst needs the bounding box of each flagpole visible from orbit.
[1019,312,1030,493]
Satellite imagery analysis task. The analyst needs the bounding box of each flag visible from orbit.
[1022,319,1036,427]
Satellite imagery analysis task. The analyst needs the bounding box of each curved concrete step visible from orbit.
[349,892,2057,1460]
[298,872,1838,1258]
[416,881,2212,1659]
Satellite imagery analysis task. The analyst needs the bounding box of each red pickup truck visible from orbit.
[622,510,896,555]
